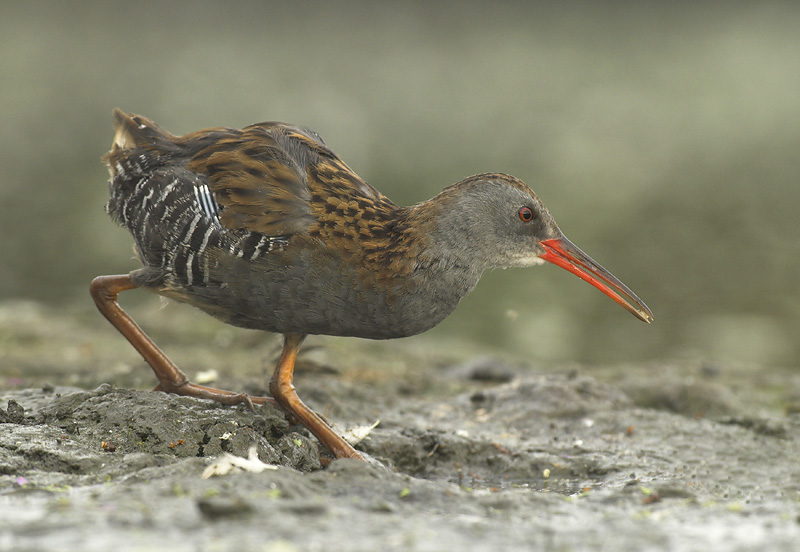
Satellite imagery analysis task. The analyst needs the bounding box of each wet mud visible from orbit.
[2,301,799,551]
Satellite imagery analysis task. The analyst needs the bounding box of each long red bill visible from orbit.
[539,236,654,323]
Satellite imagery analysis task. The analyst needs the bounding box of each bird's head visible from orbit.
[429,173,653,323]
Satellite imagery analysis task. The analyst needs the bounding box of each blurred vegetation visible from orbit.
[1,1,798,368]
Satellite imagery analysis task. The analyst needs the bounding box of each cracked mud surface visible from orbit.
[2,301,800,551]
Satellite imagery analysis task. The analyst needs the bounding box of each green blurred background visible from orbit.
[1,1,798,368]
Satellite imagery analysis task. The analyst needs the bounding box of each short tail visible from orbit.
[103,109,179,179]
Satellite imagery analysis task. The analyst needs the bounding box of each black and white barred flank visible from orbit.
[107,156,288,290]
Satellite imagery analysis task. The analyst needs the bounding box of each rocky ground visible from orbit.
[2,300,800,551]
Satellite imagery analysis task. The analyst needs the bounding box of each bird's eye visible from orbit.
[518,206,534,222]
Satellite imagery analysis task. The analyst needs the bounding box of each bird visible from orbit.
[91,109,653,461]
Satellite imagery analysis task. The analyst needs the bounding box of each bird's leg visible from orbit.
[89,274,277,409]
[270,334,364,460]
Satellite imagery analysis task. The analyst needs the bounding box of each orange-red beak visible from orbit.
[539,236,653,323]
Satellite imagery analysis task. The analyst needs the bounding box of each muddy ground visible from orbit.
[1,300,800,551]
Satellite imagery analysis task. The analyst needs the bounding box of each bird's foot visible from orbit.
[153,380,278,410]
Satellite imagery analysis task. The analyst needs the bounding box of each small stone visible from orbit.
[196,496,254,519]
[0,399,25,424]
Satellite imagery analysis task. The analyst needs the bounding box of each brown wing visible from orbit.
[185,122,393,238]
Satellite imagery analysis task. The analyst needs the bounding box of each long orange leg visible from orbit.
[270,334,364,460]
[90,274,277,409]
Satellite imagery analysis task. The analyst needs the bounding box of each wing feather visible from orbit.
[187,126,315,236]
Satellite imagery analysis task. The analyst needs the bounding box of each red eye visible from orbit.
[518,206,534,222]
